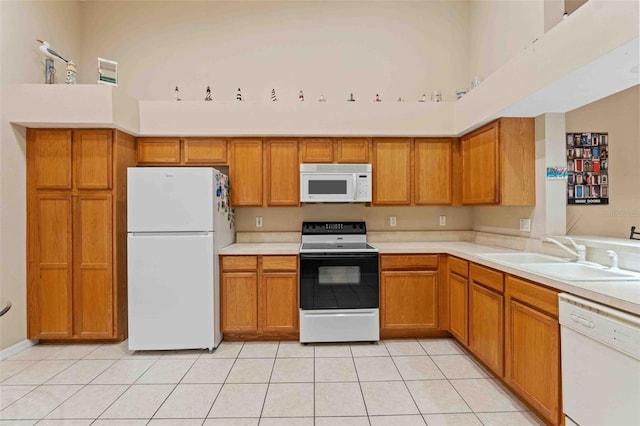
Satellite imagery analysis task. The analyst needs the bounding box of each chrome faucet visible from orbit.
[542,236,586,262]
[606,250,619,270]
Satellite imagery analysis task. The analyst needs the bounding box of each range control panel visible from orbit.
[301,221,366,235]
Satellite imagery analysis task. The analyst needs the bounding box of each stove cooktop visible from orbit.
[299,242,378,253]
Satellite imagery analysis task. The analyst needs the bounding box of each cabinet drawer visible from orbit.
[262,256,297,272]
[222,256,258,271]
[449,256,468,277]
[505,275,559,317]
[381,254,438,270]
[470,263,504,293]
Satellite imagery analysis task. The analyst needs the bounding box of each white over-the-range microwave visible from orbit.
[300,164,372,203]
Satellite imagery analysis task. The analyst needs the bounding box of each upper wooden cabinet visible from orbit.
[505,275,561,425]
[183,138,227,164]
[27,129,135,341]
[336,138,369,163]
[137,137,227,165]
[300,138,334,163]
[300,138,369,164]
[229,138,263,207]
[372,138,412,205]
[265,139,299,206]
[31,129,73,190]
[414,138,452,205]
[461,118,534,205]
[73,130,113,190]
[137,138,181,164]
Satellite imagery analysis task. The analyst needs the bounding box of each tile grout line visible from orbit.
[257,342,279,422]
[203,340,245,420]
[146,355,202,421]
[386,338,428,426]
[348,342,372,426]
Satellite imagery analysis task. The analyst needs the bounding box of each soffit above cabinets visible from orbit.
[7,0,638,137]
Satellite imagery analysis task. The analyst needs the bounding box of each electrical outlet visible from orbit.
[519,218,531,232]
[439,215,446,226]
[256,216,263,228]
[390,216,397,227]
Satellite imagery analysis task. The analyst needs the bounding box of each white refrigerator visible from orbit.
[127,167,234,351]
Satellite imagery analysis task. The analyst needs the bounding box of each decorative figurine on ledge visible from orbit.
[374,94,381,102]
[65,61,77,84]
[419,93,427,102]
[236,88,243,101]
[174,86,182,101]
[318,93,326,102]
[299,90,305,101]
[271,89,278,102]
[37,39,68,84]
[397,97,405,102]
[347,93,355,102]
[205,86,212,101]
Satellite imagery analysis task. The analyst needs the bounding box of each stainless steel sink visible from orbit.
[519,262,640,281]
[479,252,567,264]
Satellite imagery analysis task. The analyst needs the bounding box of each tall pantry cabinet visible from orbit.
[27,129,136,340]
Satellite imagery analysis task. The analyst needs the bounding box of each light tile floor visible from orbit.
[0,338,545,425]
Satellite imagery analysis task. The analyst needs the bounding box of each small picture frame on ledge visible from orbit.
[98,58,118,86]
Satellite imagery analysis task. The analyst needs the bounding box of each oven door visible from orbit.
[300,252,379,310]
[300,173,356,202]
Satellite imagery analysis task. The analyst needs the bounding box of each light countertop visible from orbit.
[219,241,640,315]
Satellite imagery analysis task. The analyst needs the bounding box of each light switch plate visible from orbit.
[519,218,531,232]
[256,216,263,228]
[390,216,397,227]
[439,215,446,226]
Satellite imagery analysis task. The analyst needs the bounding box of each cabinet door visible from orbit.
[261,272,298,332]
[183,138,227,164]
[266,139,299,206]
[73,129,113,190]
[469,282,504,376]
[506,298,560,424]
[301,138,333,163]
[137,138,181,164]
[381,270,438,331]
[414,138,452,205]
[372,138,412,205]
[29,129,72,190]
[221,272,259,332]
[449,273,468,345]
[28,194,73,338]
[229,139,263,206]
[461,122,499,204]
[336,138,369,163]
[73,194,114,338]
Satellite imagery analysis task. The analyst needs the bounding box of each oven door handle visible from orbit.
[300,253,378,260]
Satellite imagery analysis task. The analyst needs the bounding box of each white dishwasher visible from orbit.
[559,293,640,426]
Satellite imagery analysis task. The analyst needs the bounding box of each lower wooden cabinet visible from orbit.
[468,263,504,377]
[505,275,561,425]
[221,255,298,338]
[380,255,439,337]
[448,256,469,345]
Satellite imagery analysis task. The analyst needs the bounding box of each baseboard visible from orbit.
[0,339,37,361]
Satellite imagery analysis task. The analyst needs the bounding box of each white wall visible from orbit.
[0,0,82,350]
[566,85,640,238]
[79,1,470,102]
[469,0,544,82]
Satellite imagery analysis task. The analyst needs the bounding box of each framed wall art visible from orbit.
[566,132,608,205]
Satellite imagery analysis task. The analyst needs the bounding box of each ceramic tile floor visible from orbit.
[0,338,545,426]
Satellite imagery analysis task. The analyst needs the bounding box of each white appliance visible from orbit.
[559,293,640,426]
[127,167,234,351]
[300,164,372,203]
[299,222,379,343]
